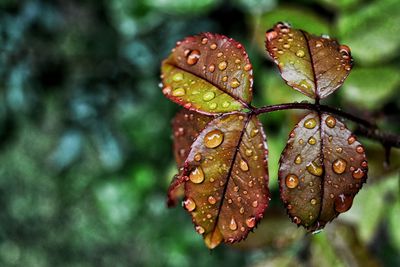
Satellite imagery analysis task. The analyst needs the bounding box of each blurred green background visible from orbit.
[0,0,399,266]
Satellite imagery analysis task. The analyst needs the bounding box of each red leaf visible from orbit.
[265,22,353,99]
[279,112,368,231]
[169,113,269,248]
[161,33,253,114]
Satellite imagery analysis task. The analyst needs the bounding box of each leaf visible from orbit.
[168,113,270,249]
[172,109,213,167]
[279,112,368,231]
[337,0,400,65]
[265,22,353,99]
[161,33,253,114]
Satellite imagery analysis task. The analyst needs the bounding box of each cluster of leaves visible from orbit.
[161,23,368,249]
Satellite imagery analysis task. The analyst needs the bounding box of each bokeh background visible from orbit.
[0,0,399,266]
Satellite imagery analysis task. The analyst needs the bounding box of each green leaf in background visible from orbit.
[337,0,400,65]
[340,67,400,110]
[251,6,330,53]
[144,0,220,15]
[316,0,361,11]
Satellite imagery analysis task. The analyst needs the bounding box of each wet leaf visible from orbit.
[279,112,368,231]
[168,113,269,248]
[172,109,213,167]
[265,22,353,99]
[161,33,253,114]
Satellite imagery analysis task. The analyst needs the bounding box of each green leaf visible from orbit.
[161,33,253,114]
[168,113,269,248]
[337,0,400,65]
[340,66,400,109]
[279,112,368,231]
[266,23,353,99]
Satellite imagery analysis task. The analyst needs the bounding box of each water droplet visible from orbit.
[172,73,184,82]
[294,154,302,164]
[306,161,323,176]
[339,45,351,56]
[194,153,202,162]
[348,136,356,145]
[296,50,305,58]
[334,193,353,213]
[209,103,217,110]
[352,168,365,179]
[336,147,343,153]
[186,50,200,65]
[204,129,224,148]
[299,80,311,90]
[230,78,240,88]
[332,158,347,174]
[266,29,278,41]
[325,116,336,128]
[361,160,368,168]
[252,201,258,208]
[240,159,249,172]
[315,41,323,48]
[208,64,215,72]
[196,225,205,234]
[183,198,196,211]
[162,86,171,95]
[172,87,186,97]
[283,43,290,49]
[308,137,317,145]
[235,59,241,64]
[190,167,205,184]
[304,118,317,129]
[356,145,364,154]
[285,174,299,188]
[233,186,239,192]
[217,52,223,58]
[299,139,304,145]
[201,37,208,45]
[229,218,237,230]
[220,101,230,108]
[293,216,301,224]
[202,91,215,102]
[246,216,256,228]
[244,64,252,71]
[239,207,245,214]
[210,43,217,50]
[218,61,227,71]
[208,196,216,205]
[250,128,259,137]
[245,149,253,156]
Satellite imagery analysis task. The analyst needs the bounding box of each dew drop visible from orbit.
[209,103,217,110]
[190,167,205,184]
[293,216,301,224]
[252,201,258,208]
[208,64,215,72]
[221,101,230,108]
[315,41,323,48]
[210,43,217,50]
[204,129,224,148]
[202,91,215,102]
[310,198,317,205]
[334,193,353,213]
[239,207,245,214]
[361,160,368,168]
[294,154,302,164]
[218,61,227,71]
[250,128,259,137]
[208,196,216,205]
[283,43,290,49]
[244,64,252,71]
[246,216,256,228]
[172,73,184,82]
[201,37,208,45]
[217,52,223,58]
[306,161,323,176]
[240,159,249,172]
[245,149,253,156]
[336,147,343,153]
[229,217,238,230]
[194,153,202,162]
[186,50,200,65]
[332,158,347,174]
[172,87,185,97]
[162,86,171,95]
[266,29,278,41]
[299,80,311,90]
[233,186,239,192]
[196,226,205,234]
[304,118,317,129]
[356,145,364,154]
[352,168,365,179]
[325,116,336,128]
[296,50,305,58]
[183,198,196,211]
[308,137,317,145]
[348,136,356,145]
[230,78,240,88]
[285,174,299,189]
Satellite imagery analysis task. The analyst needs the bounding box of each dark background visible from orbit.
[0,0,399,266]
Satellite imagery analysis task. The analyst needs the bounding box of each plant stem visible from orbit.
[251,103,400,149]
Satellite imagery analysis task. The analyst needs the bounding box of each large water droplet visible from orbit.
[208,195,216,205]
[229,217,237,230]
[208,64,215,72]
[332,158,347,174]
[190,167,205,184]
[218,61,227,71]
[334,193,353,213]
[306,161,323,176]
[194,153,202,162]
[183,198,196,211]
[308,137,317,145]
[246,216,256,228]
[296,50,305,58]
[352,168,365,179]
[172,73,184,82]
[285,174,299,188]
[310,198,317,205]
[325,116,336,128]
[204,129,224,148]
[240,159,249,172]
[304,118,317,129]
[294,154,302,164]
[186,50,200,65]
[172,87,185,97]
[202,91,215,102]
[210,43,217,50]
[230,78,240,88]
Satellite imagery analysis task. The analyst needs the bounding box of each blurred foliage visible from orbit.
[0,0,399,266]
